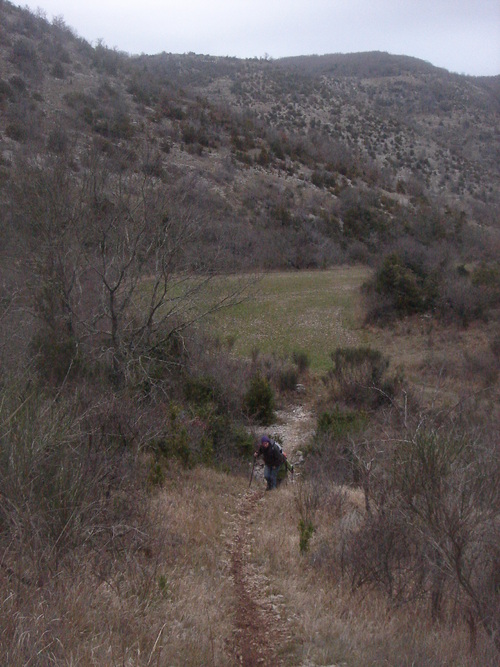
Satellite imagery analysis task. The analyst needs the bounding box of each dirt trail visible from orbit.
[229,489,284,666]
[228,401,315,665]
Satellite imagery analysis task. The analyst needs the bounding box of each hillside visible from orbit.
[1,2,499,272]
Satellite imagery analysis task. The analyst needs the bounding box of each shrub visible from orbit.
[438,273,489,326]
[292,349,310,374]
[9,74,27,93]
[153,403,192,468]
[277,363,298,392]
[491,334,500,360]
[308,406,371,486]
[244,373,275,425]
[298,519,315,554]
[47,127,68,153]
[10,38,41,78]
[471,261,500,289]
[0,380,132,571]
[340,424,500,646]
[229,425,254,457]
[374,252,437,316]
[5,121,27,142]
[295,481,320,554]
[51,60,65,79]
[31,327,82,384]
[0,79,14,102]
[184,374,219,406]
[325,346,397,407]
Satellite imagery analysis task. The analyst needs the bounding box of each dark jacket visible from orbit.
[258,440,284,468]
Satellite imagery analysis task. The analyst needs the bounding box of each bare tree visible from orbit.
[7,144,254,384]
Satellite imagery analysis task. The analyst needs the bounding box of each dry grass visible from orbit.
[365,316,500,406]
[2,460,498,665]
[242,479,499,667]
[1,466,242,666]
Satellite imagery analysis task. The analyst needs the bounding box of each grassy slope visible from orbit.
[207,266,371,372]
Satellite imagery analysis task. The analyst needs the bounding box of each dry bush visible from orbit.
[324,346,401,408]
[300,361,499,659]
[245,482,497,666]
[437,272,491,326]
[0,377,149,564]
[339,424,500,651]
[250,348,310,396]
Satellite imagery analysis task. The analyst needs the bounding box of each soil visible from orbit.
[229,488,284,666]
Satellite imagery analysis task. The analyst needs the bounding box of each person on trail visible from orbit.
[254,435,288,491]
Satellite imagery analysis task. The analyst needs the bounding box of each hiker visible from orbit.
[254,435,288,490]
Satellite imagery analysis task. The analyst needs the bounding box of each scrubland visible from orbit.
[1,268,498,666]
[0,4,499,663]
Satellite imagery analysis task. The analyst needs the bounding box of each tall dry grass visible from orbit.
[1,465,243,666]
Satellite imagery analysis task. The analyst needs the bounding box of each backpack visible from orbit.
[269,437,294,483]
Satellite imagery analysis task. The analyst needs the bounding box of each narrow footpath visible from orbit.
[227,402,315,665]
[229,489,285,666]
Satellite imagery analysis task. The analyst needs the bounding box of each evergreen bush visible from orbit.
[244,373,275,425]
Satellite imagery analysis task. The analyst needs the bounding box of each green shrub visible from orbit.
[147,459,165,489]
[298,519,315,554]
[292,349,310,374]
[153,404,192,467]
[184,374,218,406]
[229,425,255,457]
[5,121,27,142]
[278,364,298,392]
[374,252,437,316]
[471,261,500,289]
[244,374,275,425]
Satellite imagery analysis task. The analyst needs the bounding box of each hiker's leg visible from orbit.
[268,466,279,489]
[264,465,273,489]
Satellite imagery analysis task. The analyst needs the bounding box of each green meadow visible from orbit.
[205,266,371,372]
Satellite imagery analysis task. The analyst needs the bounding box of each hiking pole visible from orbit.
[249,455,256,488]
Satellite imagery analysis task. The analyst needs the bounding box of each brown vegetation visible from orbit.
[0,2,499,664]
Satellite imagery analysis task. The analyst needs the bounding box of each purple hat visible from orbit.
[261,436,270,444]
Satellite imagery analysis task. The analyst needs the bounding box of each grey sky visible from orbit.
[18,0,500,76]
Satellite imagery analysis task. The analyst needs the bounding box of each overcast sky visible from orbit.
[17,0,500,76]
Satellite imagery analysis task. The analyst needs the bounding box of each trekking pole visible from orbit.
[249,456,256,488]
